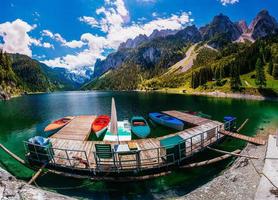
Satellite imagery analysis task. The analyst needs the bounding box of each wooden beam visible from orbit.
[207,146,259,159]
[0,143,26,165]
[28,163,47,185]
[237,118,249,132]
[180,149,241,169]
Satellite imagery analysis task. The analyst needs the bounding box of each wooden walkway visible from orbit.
[51,115,96,141]
[219,129,266,145]
[48,116,222,170]
[162,110,213,125]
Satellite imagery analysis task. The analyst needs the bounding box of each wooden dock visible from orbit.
[219,129,266,145]
[25,110,260,179]
[46,113,223,170]
[51,115,96,141]
[162,110,213,125]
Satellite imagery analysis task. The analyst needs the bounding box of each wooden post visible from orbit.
[28,163,47,185]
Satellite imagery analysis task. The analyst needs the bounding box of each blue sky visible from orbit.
[0,0,277,71]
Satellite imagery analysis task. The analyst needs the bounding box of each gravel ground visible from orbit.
[0,167,76,200]
[176,143,267,200]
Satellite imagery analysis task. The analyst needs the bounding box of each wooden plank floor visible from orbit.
[219,129,266,145]
[46,111,225,171]
[162,110,212,125]
[51,115,96,141]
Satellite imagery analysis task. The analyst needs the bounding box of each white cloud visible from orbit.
[79,16,99,28]
[42,0,192,70]
[0,19,37,56]
[152,12,158,17]
[220,0,239,5]
[42,29,84,48]
[42,42,54,48]
[64,40,85,48]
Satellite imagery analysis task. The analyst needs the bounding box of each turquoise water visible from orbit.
[0,91,277,199]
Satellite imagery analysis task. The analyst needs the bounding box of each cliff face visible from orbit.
[200,14,242,41]
[0,167,75,200]
[249,10,278,39]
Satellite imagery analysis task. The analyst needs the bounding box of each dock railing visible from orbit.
[24,122,231,174]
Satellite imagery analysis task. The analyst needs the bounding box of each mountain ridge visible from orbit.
[91,10,278,79]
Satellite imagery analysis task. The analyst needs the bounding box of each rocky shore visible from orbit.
[177,143,266,200]
[0,167,75,200]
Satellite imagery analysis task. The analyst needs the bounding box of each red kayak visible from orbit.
[44,116,74,132]
[91,115,110,137]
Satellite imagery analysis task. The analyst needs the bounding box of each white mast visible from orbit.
[110,97,119,143]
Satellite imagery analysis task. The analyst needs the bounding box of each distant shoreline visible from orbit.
[145,89,278,102]
[3,89,278,102]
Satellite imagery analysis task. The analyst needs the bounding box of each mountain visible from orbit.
[93,25,201,78]
[83,10,278,93]
[175,25,202,42]
[93,50,130,78]
[249,10,278,39]
[149,29,178,40]
[236,20,249,33]
[118,29,178,50]
[0,52,89,99]
[119,34,148,49]
[10,54,53,92]
[200,14,242,48]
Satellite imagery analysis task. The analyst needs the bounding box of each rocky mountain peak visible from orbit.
[149,29,178,40]
[249,9,278,39]
[176,25,202,43]
[118,34,148,50]
[200,13,242,41]
[236,20,249,33]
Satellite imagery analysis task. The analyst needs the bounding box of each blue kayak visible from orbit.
[149,112,184,131]
[131,116,151,138]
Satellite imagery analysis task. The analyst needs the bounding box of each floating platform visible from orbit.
[23,110,256,180]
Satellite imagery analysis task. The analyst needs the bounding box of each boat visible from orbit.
[91,115,110,138]
[149,112,184,131]
[44,116,74,132]
[131,116,151,138]
[104,120,132,141]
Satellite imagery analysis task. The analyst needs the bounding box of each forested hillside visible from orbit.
[83,10,278,96]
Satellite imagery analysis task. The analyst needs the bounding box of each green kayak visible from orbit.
[131,116,151,138]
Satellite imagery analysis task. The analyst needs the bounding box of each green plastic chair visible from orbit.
[94,144,115,169]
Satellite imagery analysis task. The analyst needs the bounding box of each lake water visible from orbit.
[0,91,277,199]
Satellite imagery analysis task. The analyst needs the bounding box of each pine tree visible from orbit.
[268,59,273,75]
[273,64,278,80]
[230,64,241,91]
[255,58,266,88]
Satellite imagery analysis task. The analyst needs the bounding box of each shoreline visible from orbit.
[147,89,278,101]
[178,142,266,200]
[2,89,278,102]
[0,167,75,200]
[177,125,277,200]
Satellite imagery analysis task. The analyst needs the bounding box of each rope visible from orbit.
[246,146,278,190]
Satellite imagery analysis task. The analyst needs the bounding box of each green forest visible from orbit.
[84,35,278,97]
[0,51,56,98]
